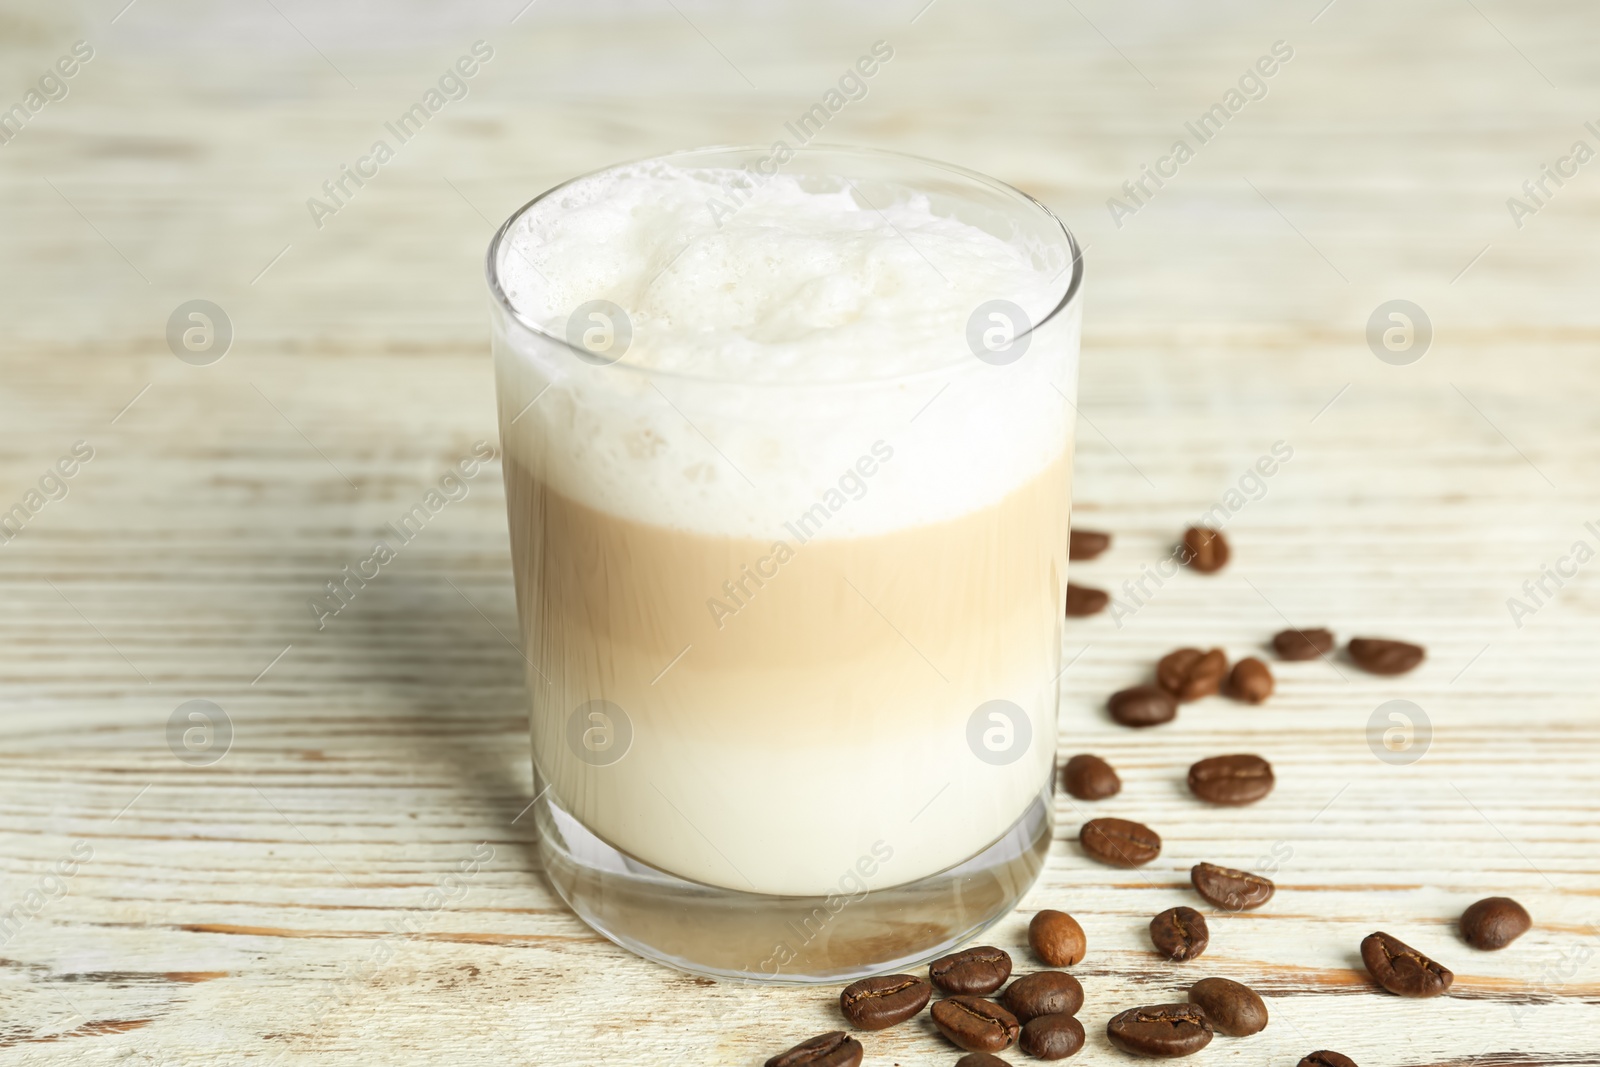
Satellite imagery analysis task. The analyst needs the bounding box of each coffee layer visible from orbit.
[507,450,1071,894]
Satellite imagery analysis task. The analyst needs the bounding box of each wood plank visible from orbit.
[2,1,1597,1063]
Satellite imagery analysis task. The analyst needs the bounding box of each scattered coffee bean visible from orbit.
[1460,896,1532,950]
[931,996,1020,1053]
[1106,1004,1213,1057]
[1227,657,1274,703]
[1020,1013,1086,1060]
[1069,528,1111,560]
[838,973,931,1030]
[1181,527,1230,573]
[1272,627,1335,661]
[1063,753,1121,800]
[955,1055,1011,1067]
[1157,648,1229,702]
[1347,636,1425,675]
[1190,862,1275,912]
[1029,910,1086,966]
[1188,977,1267,1036]
[930,946,1012,995]
[1298,1053,1358,1067]
[1150,906,1209,962]
[1109,685,1178,727]
[1065,582,1110,617]
[1002,971,1084,1022]
[1187,754,1274,806]
[1079,817,1161,867]
[1361,931,1453,998]
[764,1032,863,1067]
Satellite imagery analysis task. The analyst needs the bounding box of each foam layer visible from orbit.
[492,156,1079,538]
[500,160,1064,382]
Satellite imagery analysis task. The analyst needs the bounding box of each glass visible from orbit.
[486,145,1082,983]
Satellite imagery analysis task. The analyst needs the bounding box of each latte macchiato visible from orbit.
[488,146,1081,976]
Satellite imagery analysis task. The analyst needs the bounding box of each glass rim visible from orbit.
[484,143,1084,388]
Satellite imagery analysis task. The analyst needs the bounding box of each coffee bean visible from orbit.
[1157,648,1229,702]
[1298,1052,1358,1067]
[1002,971,1084,1022]
[1029,910,1086,966]
[931,996,1020,1053]
[1272,627,1334,661]
[1079,818,1161,867]
[1150,906,1209,962]
[1190,862,1275,912]
[1109,685,1178,727]
[1065,582,1109,617]
[764,1032,863,1067]
[1187,754,1274,806]
[1227,657,1274,703]
[930,946,1012,995]
[1361,931,1453,998]
[1188,977,1267,1036]
[1106,1004,1213,1057]
[1069,528,1111,560]
[1063,753,1121,800]
[1347,637,1425,675]
[838,973,931,1030]
[955,1055,1010,1067]
[1181,527,1230,573]
[1020,1013,1085,1060]
[1460,896,1531,950]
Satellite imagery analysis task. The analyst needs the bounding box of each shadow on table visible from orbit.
[326,558,542,879]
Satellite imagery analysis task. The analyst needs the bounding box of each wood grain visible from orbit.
[2,0,1598,1063]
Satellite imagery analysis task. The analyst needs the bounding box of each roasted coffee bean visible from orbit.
[1157,648,1229,702]
[1272,627,1334,661]
[1069,528,1111,560]
[1029,910,1086,966]
[1460,896,1532,950]
[1188,976,1267,1036]
[1298,1052,1358,1067]
[1079,817,1161,867]
[1187,754,1274,806]
[930,946,1012,995]
[764,1031,863,1067]
[931,996,1020,1053]
[1106,1004,1213,1057]
[1020,1013,1086,1060]
[1227,657,1274,703]
[1063,753,1121,800]
[1109,685,1178,727]
[1150,907,1209,961]
[1361,931,1454,998]
[1181,527,1230,573]
[838,973,931,1030]
[955,1055,1010,1067]
[1190,862,1275,912]
[1002,971,1084,1022]
[1347,636,1425,675]
[1065,582,1110,617]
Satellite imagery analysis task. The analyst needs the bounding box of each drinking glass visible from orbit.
[486,145,1083,982]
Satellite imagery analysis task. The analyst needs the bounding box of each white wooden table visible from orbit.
[2,1,1596,1063]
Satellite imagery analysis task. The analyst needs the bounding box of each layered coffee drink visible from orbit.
[487,146,1082,979]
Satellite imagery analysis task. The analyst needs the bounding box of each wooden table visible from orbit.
[2,1,1596,1063]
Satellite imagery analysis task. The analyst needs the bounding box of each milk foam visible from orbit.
[501,160,1065,382]
[494,158,1079,539]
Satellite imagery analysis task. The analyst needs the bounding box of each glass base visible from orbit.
[534,783,1053,984]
